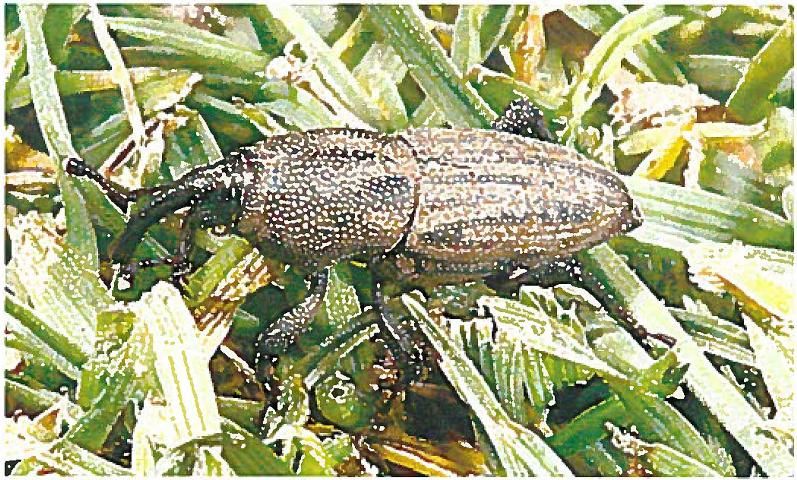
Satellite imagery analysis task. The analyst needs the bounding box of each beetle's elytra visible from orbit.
[66,99,642,368]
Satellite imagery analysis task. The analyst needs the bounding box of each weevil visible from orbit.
[66,99,643,376]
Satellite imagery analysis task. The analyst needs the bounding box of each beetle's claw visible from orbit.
[166,255,192,288]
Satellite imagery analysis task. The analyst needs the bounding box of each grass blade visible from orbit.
[88,6,146,151]
[368,5,495,128]
[266,4,384,128]
[580,244,793,477]
[727,19,794,123]
[131,283,223,448]
[18,4,97,265]
[625,175,793,250]
[105,16,269,74]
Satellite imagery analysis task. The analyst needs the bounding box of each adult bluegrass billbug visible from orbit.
[66,99,643,377]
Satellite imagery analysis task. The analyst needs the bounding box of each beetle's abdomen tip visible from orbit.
[621,198,644,233]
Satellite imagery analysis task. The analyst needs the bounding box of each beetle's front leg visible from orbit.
[254,267,330,372]
[114,207,201,290]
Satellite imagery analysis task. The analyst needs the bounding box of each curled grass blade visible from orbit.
[562,5,685,85]
[563,6,682,142]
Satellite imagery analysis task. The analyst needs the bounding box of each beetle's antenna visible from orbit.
[65,157,135,211]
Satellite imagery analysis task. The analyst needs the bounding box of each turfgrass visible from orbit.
[4,4,794,476]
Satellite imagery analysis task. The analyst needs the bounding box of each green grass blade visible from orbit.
[625,175,793,250]
[6,293,90,368]
[683,54,748,93]
[368,5,495,128]
[6,318,81,380]
[452,6,488,75]
[727,19,794,123]
[560,288,729,473]
[670,308,755,365]
[5,27,27,103]
[744,317,794,421]
[220,419,292,475]
[42,4,87,66]
[549,397,628,457]
[18,4,98,265]
[69,308,148,450]
[26,440,131,476]
[352,42,409,130]
[5,379,84,420]
[104,16,269,74]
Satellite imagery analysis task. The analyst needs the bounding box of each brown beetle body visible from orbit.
[232,127,641,274]
[66,98,643,364]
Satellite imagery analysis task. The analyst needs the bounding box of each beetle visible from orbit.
[66,99,643,375]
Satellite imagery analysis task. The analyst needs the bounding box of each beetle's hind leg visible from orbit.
[254,267,330,375]
[491,98,556,142]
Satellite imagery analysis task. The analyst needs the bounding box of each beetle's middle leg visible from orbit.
[369,257,432,391]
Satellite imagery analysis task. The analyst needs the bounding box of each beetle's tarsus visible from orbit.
[632,324,677,348]
[491,98,556,142]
